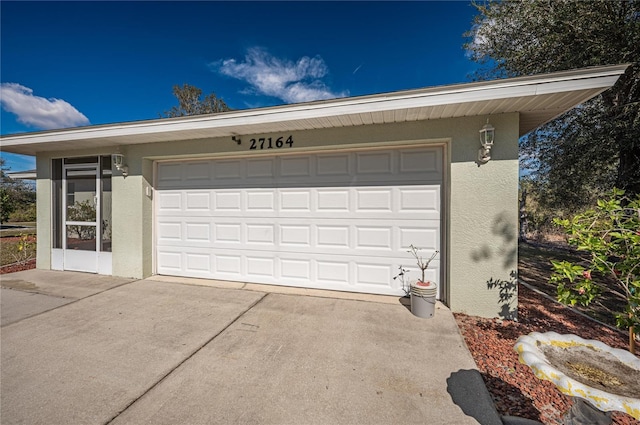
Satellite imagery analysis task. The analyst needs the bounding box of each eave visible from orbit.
[0,64,629,156]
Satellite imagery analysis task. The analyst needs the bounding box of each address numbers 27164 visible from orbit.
[249,136,293,150]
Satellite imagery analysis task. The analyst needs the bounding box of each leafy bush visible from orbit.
[9,204,36,222]
[0,187,15,224]
[550,189,639,352]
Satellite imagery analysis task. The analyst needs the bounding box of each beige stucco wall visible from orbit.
[34,112,519,318]
[35,156,52,270]
[447,115,520,320]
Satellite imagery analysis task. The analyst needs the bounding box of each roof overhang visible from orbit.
[7,169,37,180]
[0,64,628,156]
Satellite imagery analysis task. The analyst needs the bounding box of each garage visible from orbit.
[155,145,443,297]
[2,65,624,317]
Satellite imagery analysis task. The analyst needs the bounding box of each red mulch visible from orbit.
[0,259,36,274]
[455,283,639,425]
[1,236,36,243]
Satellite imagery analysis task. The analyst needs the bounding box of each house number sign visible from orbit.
[249,136,294,150]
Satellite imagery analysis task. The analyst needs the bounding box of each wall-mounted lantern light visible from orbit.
[112,153,129,177]
[478,120,495,164]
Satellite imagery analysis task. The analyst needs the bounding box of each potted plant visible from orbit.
[407,244,439,318]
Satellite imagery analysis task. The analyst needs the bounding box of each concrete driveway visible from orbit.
[1,270,502,425]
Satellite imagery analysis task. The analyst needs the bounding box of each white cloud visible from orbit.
[466,18,497,59]
[212,48,348,104]
[0,83,90,130]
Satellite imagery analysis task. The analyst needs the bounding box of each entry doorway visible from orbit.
[51,156,112,274]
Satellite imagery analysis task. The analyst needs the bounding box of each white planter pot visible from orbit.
[410,281,437,319]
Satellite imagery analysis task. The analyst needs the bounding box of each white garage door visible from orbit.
[155,146,442,297]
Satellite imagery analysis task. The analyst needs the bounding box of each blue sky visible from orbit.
[1,1,482,172]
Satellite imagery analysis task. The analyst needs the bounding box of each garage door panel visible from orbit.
[157,149,442,190]
[157,246,442,297]
[157,217,440,255]
[156,147,442,296]
[279,190,312,212]
[158,187,440,219]
[157,217,215,244]
[316,189,350,211]
[316,224,350,249]
[157,250,182,272]
[216,253,242,275]
[157,163,182,187]
[356,151,393,174]
[246,157,275,179]
[356,263,394,286]
[157,218,441,253]
[246,256,275,278]
[316,260,350,284]
[355,188,392,212]
[185,252,211,273]
[157,192,182,211]
[157,221,182,242]
[213,223,241,244]
[185,222,211,242]
[214,160,243,179]
[280,156,313,177]
[185,192,211,210]
[279,257,311,279]
[400,149,441,175]
[399,187,440,212]
[355,227,392,250]
[163,228,434,256]
[246,190,276,211]
[316,153,351,176]
[280,224,311,247]
[184,161,211,184]
[246,224,275,245]
[399,227,440,252]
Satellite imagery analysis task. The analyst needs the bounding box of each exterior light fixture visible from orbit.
[478,120,495,164]
[111,153,129,177]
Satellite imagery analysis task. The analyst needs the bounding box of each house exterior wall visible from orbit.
[35,155,52,270]
[34,112,519,318]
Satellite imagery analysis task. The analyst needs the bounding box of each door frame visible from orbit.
[51,156,112,274]
[62,163,99,273]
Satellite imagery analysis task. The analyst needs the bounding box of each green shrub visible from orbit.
[9,204,36,222]
[550,189,639,352]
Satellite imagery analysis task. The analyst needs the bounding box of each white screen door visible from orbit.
[63,165,99,273]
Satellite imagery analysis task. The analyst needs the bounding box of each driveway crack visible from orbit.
[1,279,136,328]
[104,292,269,425]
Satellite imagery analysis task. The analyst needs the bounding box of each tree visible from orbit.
[161,84,231,118]
[0,187,15,224]
[466,1,640,213]
[0,158,35,223]
[550,189,639,353]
